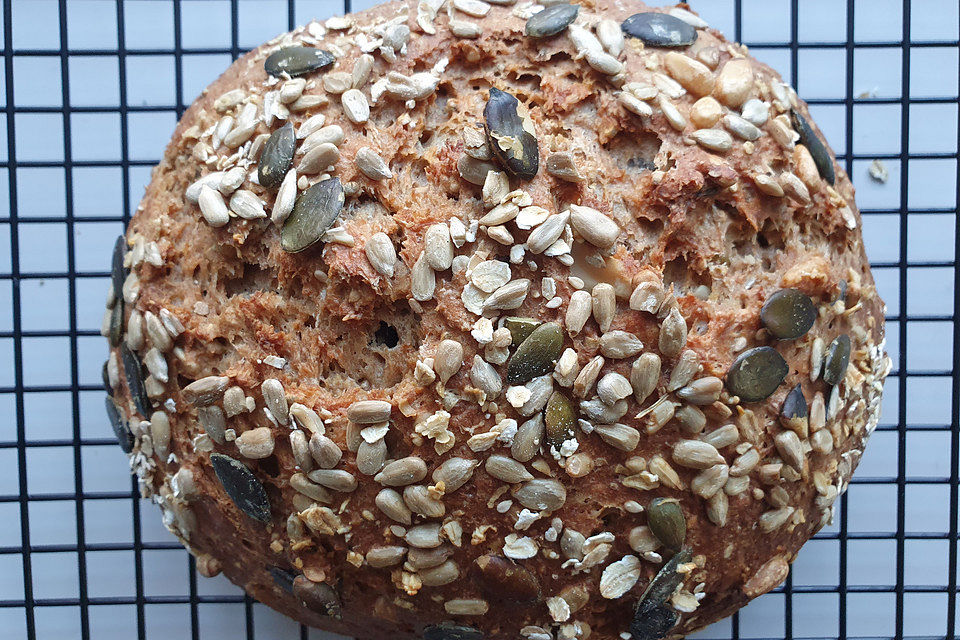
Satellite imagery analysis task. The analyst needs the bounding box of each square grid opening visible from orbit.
[0,0,957,639]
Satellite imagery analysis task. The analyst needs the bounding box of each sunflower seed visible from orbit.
[761,288,816,339]
[417,559,459,587]
[525,3,578,37]
[513,478,566,511]
[507,322,563,385]
[597,373,633,405]
[665,52,714,96]
[701,424,739,450]
[646,498,685,550]
[432,457,478,492]
[346,400,391,424]
[372,487,411,524]
[260,378,288,423]
[425,223,454,270]
[779,384,809,438]
[690,128,733,152]
[457,154,497,185]
[822,334,851,386]
[780,171,810,203]
[672,439,725,469]
[510,414,544,462]
[182,375,229,406]
[305,433,341,469]
[810,428,834,454]
[573,355,604,398]
[594,423,640,452]
[791,109,835,185]
[298,142,339,174]
[658,95,687,131]
[691,464,729,499]
[591,283,616,333]
[405,522,442,549]
[234,426,274,459]
[774,430,804,471]
[444,599,489,616]
[194,405,226,443]
[724,113,762,141]
[281,177,344,253]
[484,88,538,180]
[357,439,387,475]
[646,454,682,490]
[301,125,344,155]
[468,355,501,398]
[677,377,723,405]
[375,456,428,487]
[809,391,826,432]
[545,152,582,182]
[307,469,358,493]
[726,346,788,402]
[366,545,407,568]
[569,204,619,249]
[729,447,760,477]
[621,12,697,47]
[596,18,625,55]
[264,46,334,77]
[565,290,592,336]
[210,453,271,523]
[410,252,436,302]
[355,147,392,180]
[631,353,661,403]
[432,339,464,384]
[674,404,706,435]
[753,173,784,197]
[666,350,699,392]
[629,281,665,313]
[340,88,369,123]
[524,210,567,254]
[229,189,266,219]
[402,484,445,518]
[361,231,396,277]
[759,506,795,533]
[149,410,170,458]
[658,307,687,357]
[197,185,230,227]
[485,455,533,483]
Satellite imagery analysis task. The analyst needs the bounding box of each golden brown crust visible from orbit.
[103,2,890,639]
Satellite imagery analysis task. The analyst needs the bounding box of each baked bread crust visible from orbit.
[102,2,890,639]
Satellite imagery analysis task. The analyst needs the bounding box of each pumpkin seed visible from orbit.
[264,46,335,77]
[726,346,788,402]
[621,12,697,47]
[108,300,124,347]
[525,3,578,38]
[484,88,539,181]
[258,123,295,189]
[268,566,297,593]
[280,177,344,253]
[111,235,127,299]
[779,384,809,437]
[423,624,484,640]
[503,316,539,345]
[646,498,685,550]
[507,322,563,384]
[120,344,151,416]
[105,397,134,453]
[791,109,835,185]
[293,576,341,618]
[474,554,541,604]
[822,334,851,386]
[210,453,271,523]
[544,391,576,450]
[761,289,816,339]
[639,547,692,606]
[630,599,679,640]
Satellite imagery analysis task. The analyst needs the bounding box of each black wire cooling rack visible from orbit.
[0,0,958,639]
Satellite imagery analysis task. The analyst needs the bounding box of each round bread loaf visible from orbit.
[102,1,891,638]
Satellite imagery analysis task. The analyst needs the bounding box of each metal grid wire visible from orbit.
[0,0,957,638]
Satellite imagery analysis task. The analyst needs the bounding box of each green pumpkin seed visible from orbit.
[210,453,272,523]
[760,288,816,339]
[779,384,808,435]
[791,109,836,185]
[264,46,335,78]
[268,566,297,593]
[525,3,579,38]
[544,391,576,450]
[507,322,563,384]
[105,397,134,453]
[484,88,539,181]
[292,575,342,618]
[503,316,540,346]
[630,599,679,640]
[120,344,151,416]
[423,624,485,640]
[726,346,788,402]
[646,498,685,551]
[258,123,295,189]
[822,334,851,386]
[101,360,111,394]
[621,13,698,47]
[639,547,692,606]
[108,300,124,347]
[111,235,127,297]
[281,177,344,253]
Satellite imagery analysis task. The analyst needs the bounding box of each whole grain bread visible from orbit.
[102,1,890,639]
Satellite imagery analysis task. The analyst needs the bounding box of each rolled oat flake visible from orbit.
[760,288,816,339]
[210,453,272,523]
[264,46,335,77]
[281,177,345,253]
[621,12,698,47]
[484,88,539,181]
[726,346,788,402]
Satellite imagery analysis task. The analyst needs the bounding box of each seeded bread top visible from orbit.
[103,1,890,639]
